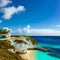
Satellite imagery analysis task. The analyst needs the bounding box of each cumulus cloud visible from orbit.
[1,6,25,19]
[17,25,60,36]
[0,20,2,23]
[30,29,60,36]
[17,25,31,35]
[0,0,12,7]
[23,25,30,33]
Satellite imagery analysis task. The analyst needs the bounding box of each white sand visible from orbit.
[20,50,35,60]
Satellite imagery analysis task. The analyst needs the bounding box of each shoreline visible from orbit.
[20,50,35,60]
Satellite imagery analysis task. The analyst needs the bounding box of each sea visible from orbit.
[0,36,60,60]
[31,36,60,60]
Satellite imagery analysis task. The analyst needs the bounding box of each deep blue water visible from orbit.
[31,36,60,60]
[31,36,60,45]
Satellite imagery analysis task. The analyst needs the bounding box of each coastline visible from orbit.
[20,50,35,60]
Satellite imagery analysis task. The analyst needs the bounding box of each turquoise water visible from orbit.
[34,43,60,60]
[34,50,60,60]
[31,36,60,60]
[0,38,7,40]
[33,43,60,60]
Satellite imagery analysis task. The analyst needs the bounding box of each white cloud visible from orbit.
[16,6,25,12]
[17,25,60,36]
[0,0,25,20]
[16,25,31,35]
[0,20,2,23]
[18,27,22,33]
[1,6,25,19]
[0,0,12,7]
[23,25,30,34]
[30,29,60,36]
[56,25,60,27]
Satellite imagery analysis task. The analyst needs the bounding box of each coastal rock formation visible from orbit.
[0,36,48,60]
[0,49,24,60]
[0,40,24,60]
[9,36,48,53]
[9,36,38,51]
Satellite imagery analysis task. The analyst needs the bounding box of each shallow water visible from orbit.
[31,43,60,60]
[33,50,60,60]
[0,38,7,40]
[31,36,60,60]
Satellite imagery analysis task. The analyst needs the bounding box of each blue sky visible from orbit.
[0,0,60,35]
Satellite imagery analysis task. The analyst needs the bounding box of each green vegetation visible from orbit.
[0,29,10,34]
[0,49,24,60]
[0,40,14,49]
[0,36,38,60]
[10,36,38,45]
[11,35,20,37]
[26,36,38,45]
[14,40,27,44]
[0,28,10,38]
[0,28,47,60]
[0,40,24,60]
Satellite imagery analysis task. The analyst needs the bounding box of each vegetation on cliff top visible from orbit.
[0,28,10,34]
[0,40,24,60]
[10,36,38,45]
[0,49,23,60]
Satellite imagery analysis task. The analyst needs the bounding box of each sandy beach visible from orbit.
[20,50,35,60]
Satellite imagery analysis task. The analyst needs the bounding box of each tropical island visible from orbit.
[0,28,48,60]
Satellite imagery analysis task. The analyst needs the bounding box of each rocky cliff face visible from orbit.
[0,40,24,60]
[0,49,24,60]
[9,36,38,51]
[0,36,38,60]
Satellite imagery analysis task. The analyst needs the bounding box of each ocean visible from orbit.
[31,36,60,60]
[0,36,60,60]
